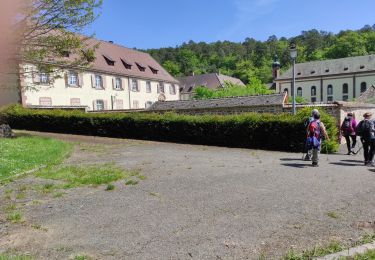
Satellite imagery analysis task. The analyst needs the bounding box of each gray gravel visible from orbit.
[1,131,375,260]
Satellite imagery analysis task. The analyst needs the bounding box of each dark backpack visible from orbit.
[341,117,353,135]
[359,120,373,141]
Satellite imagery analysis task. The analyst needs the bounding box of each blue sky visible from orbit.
[84,0,375,49]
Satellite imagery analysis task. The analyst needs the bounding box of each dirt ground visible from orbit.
[1,131,375,260]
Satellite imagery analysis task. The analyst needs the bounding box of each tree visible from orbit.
[162,60,181,77]
[16,0,103,75]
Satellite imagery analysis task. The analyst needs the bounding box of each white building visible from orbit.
[275,55,375,103]
[19,38,180,111]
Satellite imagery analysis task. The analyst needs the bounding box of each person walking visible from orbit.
[340,112,357,154]
[304,109,319,161]
[306,112,329,167]
[356,112,375,165]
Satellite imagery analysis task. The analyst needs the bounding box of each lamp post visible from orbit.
[290,43,297,115]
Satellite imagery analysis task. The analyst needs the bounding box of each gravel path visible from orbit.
[1,131,375,259]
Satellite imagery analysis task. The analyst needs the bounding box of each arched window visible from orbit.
[297,87,302,97]
[311,86,316,96]
[343,83,348,94]
[361,82,367,93]
[327,85,333,95]
[327,85,333,102]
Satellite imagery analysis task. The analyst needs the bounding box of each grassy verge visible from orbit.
[341,248,375,259]
[0,135,72,182]
[283,234,375,259]
[35,164,141,188]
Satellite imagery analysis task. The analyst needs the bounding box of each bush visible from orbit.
[1,105,339,153]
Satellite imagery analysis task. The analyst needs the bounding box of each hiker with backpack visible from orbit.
[303,109,319,161]
[356,112,375,166]
[340,112,357,155]
[306,112,329,167]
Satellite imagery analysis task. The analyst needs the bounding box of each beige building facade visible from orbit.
[275,55,375,103]
[18,38,179,111]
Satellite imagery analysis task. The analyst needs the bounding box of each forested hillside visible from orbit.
[146,25,375,84]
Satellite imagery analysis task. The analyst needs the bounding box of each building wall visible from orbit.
[277,73,375,103]
[21,64,179,110]
[0,72,20,107]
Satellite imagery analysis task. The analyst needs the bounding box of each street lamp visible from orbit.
[290,43,297,115]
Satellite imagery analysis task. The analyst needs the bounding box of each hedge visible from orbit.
[1,105,339,153]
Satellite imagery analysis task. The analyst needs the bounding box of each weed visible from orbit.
[53,192,65,198]
[18,185,28,192]
[0,253,33,260]
[327,211,340,219]
[4,194,12,200]
[41,183,55,194]
[5,188,13,194]
[15,193,26,200]
[74,255,90,260]
[149,192,160,197]
[6,211,23,223]
[31,200,42,205]
[283,240,343,259]
[125,180,138,186]
[137,175,147,180]
[4,204,16,212]
[105,184,115,191]
[30,224,48,232]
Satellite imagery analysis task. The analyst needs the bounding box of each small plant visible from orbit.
[0,253,33,260]
[53,192,65,198]
[125,180,138,186]
[105,184,115,191]
[74,255,90,260]
[137,175,147,180]
[327,211,340,219]
[31,224,48,232]
[42,183,55,194]
[16,192,26,200]
[4,203,17,212]
[7,211,23,223]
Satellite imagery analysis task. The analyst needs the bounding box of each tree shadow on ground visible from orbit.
[281,163,309,168]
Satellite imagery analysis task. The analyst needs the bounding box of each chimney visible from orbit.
[272,54,281,80]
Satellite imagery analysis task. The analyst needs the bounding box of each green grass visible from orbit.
[283,240,344,259]
[35,164,135,188]
[341,248,375,259]
[327,211,340,219]
[0,254,33,260]
[0,135,72,182]
[125,179,138,185]
[74,255,90,260]
[6,211,23,223]
[105,184,115,191]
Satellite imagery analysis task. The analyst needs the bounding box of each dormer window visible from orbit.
[103,55,115,66]
[136,62,146,72]
[360,65,365,69]
[325,69,330,73]
[297,72,301,75]
[121,59,132,70]
[149,66,158,74]
[344,67,348,71]
[311,70,316,74]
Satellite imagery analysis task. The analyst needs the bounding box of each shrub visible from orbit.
[2,105,339,153]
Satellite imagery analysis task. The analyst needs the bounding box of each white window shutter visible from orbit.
[64,72,69,87]
[102,75,107,89]
[33,70,40,84]
[78,73,83,87]
[112,77,115,89]
[91,74,95,88]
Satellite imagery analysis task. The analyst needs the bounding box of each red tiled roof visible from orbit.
[85,38,178,83]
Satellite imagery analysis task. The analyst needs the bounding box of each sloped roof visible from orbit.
[148,93,286,111]
[278,55,375,80]
[357,85,375,103]
[83,38,178,83]
[178,73,245,93]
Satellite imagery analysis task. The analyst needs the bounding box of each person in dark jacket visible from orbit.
[356,112,375,166]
